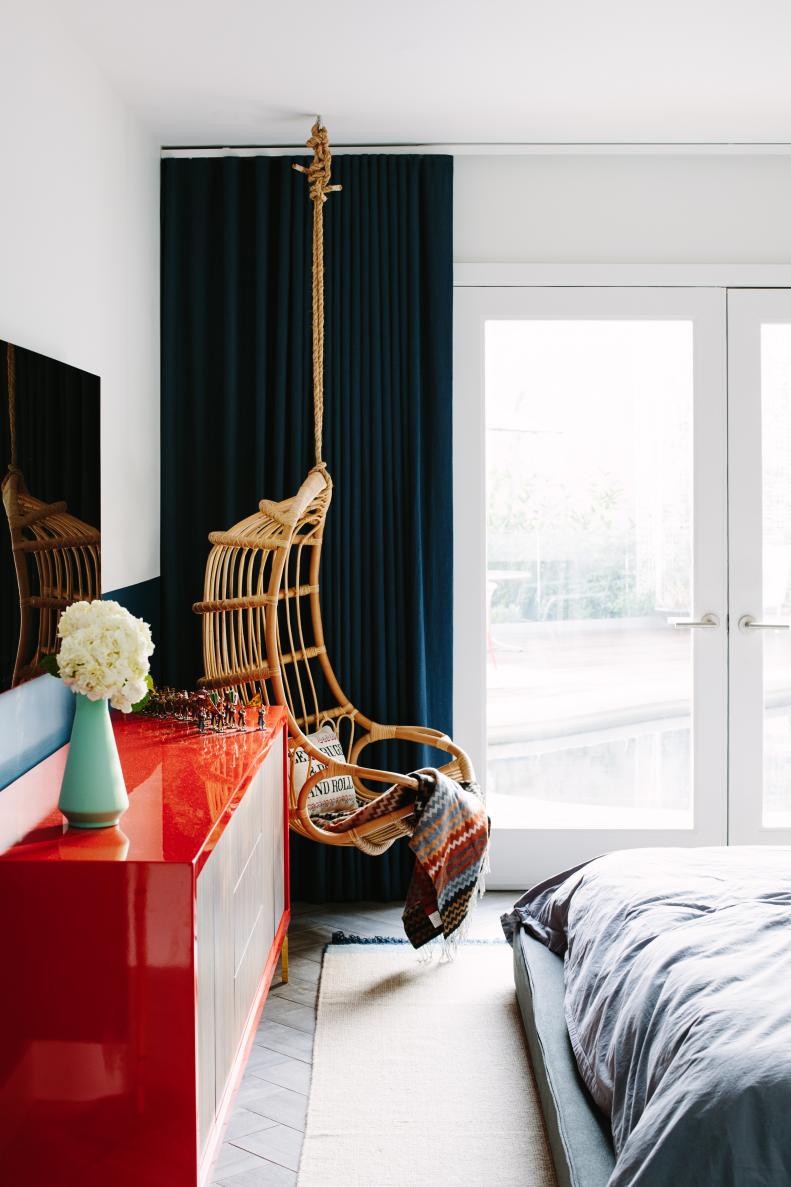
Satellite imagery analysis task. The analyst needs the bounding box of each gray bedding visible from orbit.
[503,846,791,1187]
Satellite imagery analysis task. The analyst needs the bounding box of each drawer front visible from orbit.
[229,772,261,892]
[208,822,235,1124]
[196,854,217,1153]
[233,826,266,1033]
[233,830,265,975]
[234,901,266,1035]
[269,732,286,932]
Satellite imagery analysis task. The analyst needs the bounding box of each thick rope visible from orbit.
[293,120,341,468]
[7,342,17,471]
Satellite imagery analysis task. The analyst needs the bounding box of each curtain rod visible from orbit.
[162,141,791,159]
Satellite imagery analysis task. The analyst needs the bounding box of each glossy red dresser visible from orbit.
[0,706,290,1187]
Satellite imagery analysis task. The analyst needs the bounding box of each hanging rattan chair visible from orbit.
[2,343,101,687]
[194,120,473,855]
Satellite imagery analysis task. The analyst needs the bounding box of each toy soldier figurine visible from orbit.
[258,704,267,731]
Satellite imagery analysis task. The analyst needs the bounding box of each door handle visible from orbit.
[667,613,720,629]
[738,615,790,633]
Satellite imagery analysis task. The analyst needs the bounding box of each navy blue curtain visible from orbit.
[161,154,454,901]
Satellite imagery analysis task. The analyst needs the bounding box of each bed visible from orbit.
[504,846,791,1187]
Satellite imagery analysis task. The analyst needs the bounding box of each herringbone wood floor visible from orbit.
[208,892,515,1186]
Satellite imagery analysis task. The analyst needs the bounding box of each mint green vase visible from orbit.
[58,694,129,829]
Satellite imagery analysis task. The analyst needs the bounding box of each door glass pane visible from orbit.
[761,325,791,827]
[485,320,694,829]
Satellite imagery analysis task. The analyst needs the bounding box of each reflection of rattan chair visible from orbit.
[193,122,473,855]
[2,344,101,686]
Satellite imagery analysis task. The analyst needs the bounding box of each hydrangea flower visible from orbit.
[56,599,155,712]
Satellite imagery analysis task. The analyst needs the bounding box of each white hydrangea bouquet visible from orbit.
[53,600,155,829]
[56,599,154,712]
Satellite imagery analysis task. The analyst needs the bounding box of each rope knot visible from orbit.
[293,120,342,205]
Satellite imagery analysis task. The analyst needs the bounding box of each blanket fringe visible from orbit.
[417,841,490,963]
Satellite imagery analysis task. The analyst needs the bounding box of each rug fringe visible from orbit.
[329,931,505,949]
[330,931,408,945]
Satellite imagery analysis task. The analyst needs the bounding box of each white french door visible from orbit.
[455,284,791,886]
[729,290,791,846]
[455,287,728,884]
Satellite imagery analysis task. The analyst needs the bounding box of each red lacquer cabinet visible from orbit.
[0,707,290,1187]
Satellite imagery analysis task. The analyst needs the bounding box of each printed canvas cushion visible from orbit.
[291,728,358,816]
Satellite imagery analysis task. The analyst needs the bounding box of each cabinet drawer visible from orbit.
[232,820,274,1035]
[233,831,265,977]
[230,770,263,887]
[234,902,266,1034]
[196,856,217,1154]
[270,733,286,930]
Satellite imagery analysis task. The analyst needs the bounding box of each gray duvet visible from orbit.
[504,846,791,1187]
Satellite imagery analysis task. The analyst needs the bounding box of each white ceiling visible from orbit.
[60,0,791,146]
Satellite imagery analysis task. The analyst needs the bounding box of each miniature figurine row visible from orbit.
[141,686,268,733]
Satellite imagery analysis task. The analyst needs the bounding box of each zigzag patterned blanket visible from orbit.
[402,769,489,949]
[315,767,490,949]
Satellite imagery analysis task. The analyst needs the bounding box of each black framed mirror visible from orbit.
[0,339,101,693]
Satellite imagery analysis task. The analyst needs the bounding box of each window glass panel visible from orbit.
[761,325,791,828]
[485,320,694,828]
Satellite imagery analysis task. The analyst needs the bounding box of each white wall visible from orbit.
[0,0,159,592]
[454,154,791,264]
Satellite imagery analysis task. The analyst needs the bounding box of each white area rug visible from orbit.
[297,941,558,1187]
